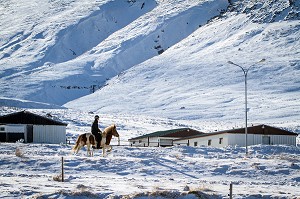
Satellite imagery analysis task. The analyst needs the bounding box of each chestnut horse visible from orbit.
[100,124,120,157]
[72,124,119,157]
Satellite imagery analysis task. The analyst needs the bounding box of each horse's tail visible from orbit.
[72,134,82,152]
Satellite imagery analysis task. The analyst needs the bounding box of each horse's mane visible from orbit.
[103,124,115,133]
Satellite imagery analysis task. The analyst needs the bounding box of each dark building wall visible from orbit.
[0,132,24,142]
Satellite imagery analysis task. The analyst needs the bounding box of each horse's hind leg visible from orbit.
[107,145,112,152]
[75,145,82,154]
[87,144,90,156]
[88,144,94,157]
[72,146,77,155]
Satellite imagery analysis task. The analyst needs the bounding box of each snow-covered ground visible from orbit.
[0,107,300,198]
[1,141,300,198]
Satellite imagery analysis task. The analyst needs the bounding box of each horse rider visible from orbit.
[91,115,102,149]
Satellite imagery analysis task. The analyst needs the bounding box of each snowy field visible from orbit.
[0,108,300,199]
[1,142,300,199]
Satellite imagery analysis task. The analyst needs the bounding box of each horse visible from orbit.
[72,133,96,156]
[72,124,119,157]
[100,124,120,157]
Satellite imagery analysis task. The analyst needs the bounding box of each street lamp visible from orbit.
[228,59,265,156]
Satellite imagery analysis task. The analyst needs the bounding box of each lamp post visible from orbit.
[228,59,265,156]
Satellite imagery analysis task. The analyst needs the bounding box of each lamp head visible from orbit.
[259,58,266,63]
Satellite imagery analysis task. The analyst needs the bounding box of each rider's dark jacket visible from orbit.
[91,119,101,134]
[91,119,102,149]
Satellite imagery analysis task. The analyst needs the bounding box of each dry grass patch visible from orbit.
[121,187,220,199]
[15,148,24,158]
[52,174,62,182]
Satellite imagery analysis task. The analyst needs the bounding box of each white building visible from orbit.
[128,128,204,147]
[173,124,298,147]
[0,111,67,144]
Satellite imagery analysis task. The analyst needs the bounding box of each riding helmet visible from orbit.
[95,115,99,119]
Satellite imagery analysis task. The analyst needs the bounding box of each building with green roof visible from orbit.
[128,128,204,147]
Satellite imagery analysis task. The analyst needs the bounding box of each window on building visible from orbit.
[219,138,223,144]
[132,141,135,144]
[194,142,198,147]
[208,140,212,146]
[139,140,142,143]
[0,127,5,131]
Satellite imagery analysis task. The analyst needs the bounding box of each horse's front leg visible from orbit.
[102,144,106,157]
[107,145,112,152]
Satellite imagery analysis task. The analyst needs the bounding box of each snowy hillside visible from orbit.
[64,0,300,130]
[0,0,228,105]
[1,0,300,131]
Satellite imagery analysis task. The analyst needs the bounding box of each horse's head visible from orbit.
[104,124,119,137]
[103,124,120,146]
[111,124,119,137]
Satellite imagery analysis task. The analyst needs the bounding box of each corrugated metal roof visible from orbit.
[221,124,297,135]
[0,111,67,126]
[174,124,298,141]
[128,128,204,141]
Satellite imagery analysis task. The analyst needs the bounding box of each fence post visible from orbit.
[229,183,233,199]
[61,157,64,182]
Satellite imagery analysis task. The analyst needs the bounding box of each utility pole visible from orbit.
[228,59,265,156]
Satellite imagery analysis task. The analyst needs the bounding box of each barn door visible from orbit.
[26,125,33,143]
[159,139,173,147]
[262,136,270,145]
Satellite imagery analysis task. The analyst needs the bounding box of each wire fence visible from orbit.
[66,138,189,148]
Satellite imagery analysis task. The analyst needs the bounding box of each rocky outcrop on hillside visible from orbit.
[227,0,300,23]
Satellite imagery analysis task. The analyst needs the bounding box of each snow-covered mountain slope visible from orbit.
[66,16,300,123]
[0,0,228,105]
[0,0,300,130]
[65,0,300,126]
[0,0,156,103]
